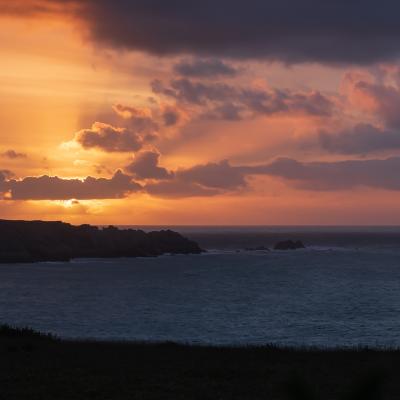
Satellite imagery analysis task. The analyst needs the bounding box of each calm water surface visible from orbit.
[1,247,400,347]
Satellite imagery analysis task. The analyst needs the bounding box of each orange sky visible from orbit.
[2,3,400,225]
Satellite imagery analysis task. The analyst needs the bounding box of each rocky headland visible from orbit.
[0,220,203,263]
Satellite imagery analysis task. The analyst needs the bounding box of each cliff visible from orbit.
[0,220,203,263]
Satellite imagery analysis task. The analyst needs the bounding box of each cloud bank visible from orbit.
[1,171,141,200]
[7,1,400,64]
[4,155,400,200]
[247,157,400,191]
[173,59,237,78]
[74,0,400,64]
[319,124,400,154]
[153,78,334,120]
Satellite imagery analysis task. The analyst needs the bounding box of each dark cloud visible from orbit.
[148,156,400,193]
[319,123,400,154]
[246,157,400,191]
[202,103,244,121]
[52,0,400,64]
[126,155,245,189]
[153,78,334,119]
[153,79,236,105]
[125,151,173,180]
[2,170,142,200]
[112,104,159,133]
[7,1,400,64]
[143,160,247,198]
[1,150,27,159]
[162,107,180,126]
[173,59,237,78]
[176,160,247,190]
[74,122,145,152]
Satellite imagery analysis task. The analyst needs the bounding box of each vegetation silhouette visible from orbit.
[285,371,384,400]
[0,325,395,399]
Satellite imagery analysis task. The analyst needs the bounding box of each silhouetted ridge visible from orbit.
[0,220,203,263]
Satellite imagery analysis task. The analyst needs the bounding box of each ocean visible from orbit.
[1,226,400,347]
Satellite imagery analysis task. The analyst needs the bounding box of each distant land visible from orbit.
[0,220,203,263]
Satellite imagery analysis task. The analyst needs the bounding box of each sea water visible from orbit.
[1,226,400,347]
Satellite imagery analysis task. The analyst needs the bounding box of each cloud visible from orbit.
[319,123,400,154]
[112,104,159,133]
[202,103,244,121]
[125,150,173,180]
[162,106,180,126]
[144,160,247,198]
[7,1,400,64]
[5,153,400,200]
[146,155,400,197]
[152,79,235,105]
[314,72,400,154]
[0,170,14,180]
[20,0,395,65]
[176,160,247,189]
[153,78,334,120]
[351,80,400,129]
[145,156,400,194]
[2,170,142,200]
[73,122,146,152]
[68,100,188,154]
[0,170,13,193]
[173,59,237,78]
[246,156,400,191]
[126,152,248,189]
[1,150,27,159]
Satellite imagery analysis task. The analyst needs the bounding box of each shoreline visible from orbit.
[5,325,400,352]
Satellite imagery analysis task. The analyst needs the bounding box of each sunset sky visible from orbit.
[2,0,400,224]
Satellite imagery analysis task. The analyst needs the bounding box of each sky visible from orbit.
[2,0,400,225]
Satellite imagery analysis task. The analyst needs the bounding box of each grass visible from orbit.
[0,325,398,399]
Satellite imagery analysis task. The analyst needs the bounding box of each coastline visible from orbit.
[0,219,203,263]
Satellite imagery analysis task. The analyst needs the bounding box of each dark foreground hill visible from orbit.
[0,325,398,399]
[0,219,202,263]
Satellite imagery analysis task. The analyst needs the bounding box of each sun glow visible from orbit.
[59,199,77,208]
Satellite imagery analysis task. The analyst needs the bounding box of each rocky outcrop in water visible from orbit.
[0,220,203,263]
[273,240,305,250]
